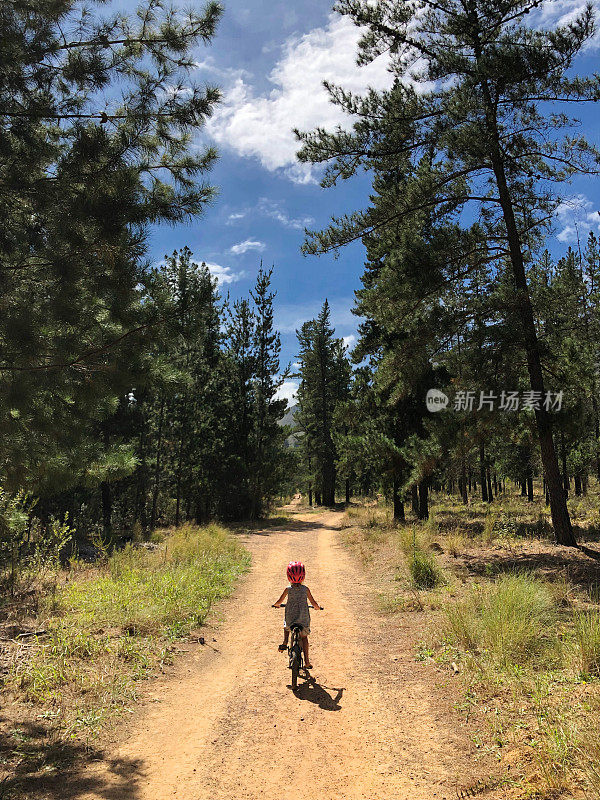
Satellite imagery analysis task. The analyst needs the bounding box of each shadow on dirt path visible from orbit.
[0,720,143,800]
[292,673,344,710]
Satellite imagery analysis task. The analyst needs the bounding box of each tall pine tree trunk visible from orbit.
[322,459,336,506]
[393,477,405,522]
[482,84,576,546]
[150,393,166,532]
[418,479,429,520]
[560,431,569,499]
[134,417,148,533]
[479,442,488,502]
[101,481,112,544]
[100,426,112,543]
[175,432,185,527]
[461,461,468,504]
[411,484,419,516]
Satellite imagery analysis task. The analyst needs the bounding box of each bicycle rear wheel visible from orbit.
[290,653,299,690]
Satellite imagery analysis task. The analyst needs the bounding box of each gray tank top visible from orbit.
[285,584,310,629]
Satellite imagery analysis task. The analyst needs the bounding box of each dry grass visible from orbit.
[341,483,600,799]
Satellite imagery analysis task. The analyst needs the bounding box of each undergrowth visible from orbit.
[341,487,600,797]
[6,523,249,740]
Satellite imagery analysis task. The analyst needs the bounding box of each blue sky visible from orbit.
[125,0,599,404]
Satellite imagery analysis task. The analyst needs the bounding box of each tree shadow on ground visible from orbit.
[234,516,339,538]
[574,524,600,544]
[460,546,600,590]
[291,674,344,710]
[0,719,144,800]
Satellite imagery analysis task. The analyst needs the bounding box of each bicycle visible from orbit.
[272,603,323,691]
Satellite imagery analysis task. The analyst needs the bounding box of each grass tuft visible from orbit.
[398,526,444,589]
[409,550,444,589]
[443,573,557,669]
[573,611,600,678]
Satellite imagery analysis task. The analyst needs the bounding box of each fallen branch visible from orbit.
[0,629,48,642]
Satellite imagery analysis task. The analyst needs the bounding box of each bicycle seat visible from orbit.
[290,623,303,631]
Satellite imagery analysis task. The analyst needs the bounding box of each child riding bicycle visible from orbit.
[272,560,322,670]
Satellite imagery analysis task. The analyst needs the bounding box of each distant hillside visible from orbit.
[278,403,299,447]
[279,403,298,428]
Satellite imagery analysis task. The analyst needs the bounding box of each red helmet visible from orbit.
[287,561,305,584]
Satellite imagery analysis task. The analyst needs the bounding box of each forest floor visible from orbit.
[5,500,507,800]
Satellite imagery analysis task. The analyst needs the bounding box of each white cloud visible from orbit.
[227,212,247,224]
[230,239,266,255]
[205,14,393,182]
[534,0,600,47]
[225,200,314,230]
[203,5,598,186]
[193,58,252,81]
[556,194,600,243]
[343,334,356,350]
[152,256,244,285]
[204,262,245,284]
[258,198,314,229]
[275,380,299,406]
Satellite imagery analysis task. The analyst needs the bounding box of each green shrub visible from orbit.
[131,521,143,542]
[398,525,443,589]
[482,509,499,542]
[364,510,381,529]
[399,525,429,557]
[409,550,444,589]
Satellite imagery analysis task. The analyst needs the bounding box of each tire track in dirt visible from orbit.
[73,510,485,800]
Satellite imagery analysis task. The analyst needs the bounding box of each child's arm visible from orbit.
[272,587,288,607]
[307,588,322,609]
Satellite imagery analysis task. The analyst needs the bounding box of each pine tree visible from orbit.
[0,0,221,498]
[297,0,600,545]
[296,302,351,506]
[249,268,290,518]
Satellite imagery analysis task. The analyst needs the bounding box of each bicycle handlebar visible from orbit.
[271,604,324,609]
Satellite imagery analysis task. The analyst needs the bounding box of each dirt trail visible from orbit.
[74,509,486,800]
